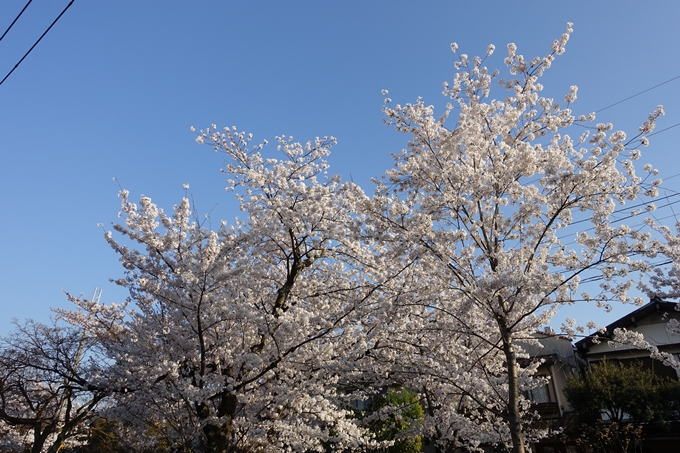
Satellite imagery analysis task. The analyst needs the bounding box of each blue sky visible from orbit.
[1,1,679,335]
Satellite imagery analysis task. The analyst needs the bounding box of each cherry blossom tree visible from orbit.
[366,23,663,452]
[66,131,383,453]
[0,319,109,453]
[53,23,671,453]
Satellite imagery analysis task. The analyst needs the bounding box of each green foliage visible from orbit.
[565,358,680,453]
[564,359,680,426]
[656,376,680,421]
[365,388,424,453]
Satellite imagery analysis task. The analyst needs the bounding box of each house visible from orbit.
[518,330,580,421]
[518,331,582,453]
[571,297,680,453]
[575,297,680,380]
[527,298,680,453]
[345,299,680,452]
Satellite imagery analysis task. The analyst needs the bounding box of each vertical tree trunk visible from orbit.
[202,391,238,453]
[31,424,50,453]
[499,320,526,453]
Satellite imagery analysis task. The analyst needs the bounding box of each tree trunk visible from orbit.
[202,391,238,453]
[203,423,229,453]
[499,320,526,453]
[31,424,51,453]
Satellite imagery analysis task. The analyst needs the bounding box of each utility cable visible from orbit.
[565,192,680,228]
[596,74,680,113]
[0,0,74,87]
[648,121,680,137]
[0,0,32,43]
[570,75,680,138]
[556,201,680,244]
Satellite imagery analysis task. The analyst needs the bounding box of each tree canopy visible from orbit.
[3,23,675,453]
[361,22,663,453]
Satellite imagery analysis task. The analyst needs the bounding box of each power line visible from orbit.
[649,121,680,137]
[570,74,680,139]
[565,192,680,228]
[0,0,33,43]
[596,74,680,113]
[578,260,673,285]
[558,202,680,243]
[551,180,680,237]
[0,0,74,87]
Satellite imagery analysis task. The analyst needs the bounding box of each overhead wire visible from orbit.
[578,260,673,285]
[530,76,680,324]
[549,73,680,243]
[649,122,680,137]
[596,74,680,113]
[569,73,680,140]
[0,0,33,43]
[565,190,680,228]
[455,52,680,320]
[522,173,680,244]
[0,0,74,87]
[554,197,680,244]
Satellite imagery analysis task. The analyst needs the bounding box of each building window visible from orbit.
[350,399,369,411]
[526,383,551,404]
